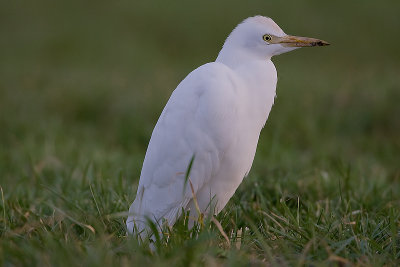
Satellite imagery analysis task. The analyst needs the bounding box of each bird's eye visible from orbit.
[263,34,272,42]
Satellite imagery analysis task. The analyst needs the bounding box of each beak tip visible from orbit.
[319,40,330,46]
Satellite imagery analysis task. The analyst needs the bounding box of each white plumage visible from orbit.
[126,16,328,236]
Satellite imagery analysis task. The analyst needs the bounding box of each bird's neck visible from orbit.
[215,46,271,69]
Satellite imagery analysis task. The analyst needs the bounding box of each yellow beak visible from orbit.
[276,35,330,47]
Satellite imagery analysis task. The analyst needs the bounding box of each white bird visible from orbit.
[127,16,329,237]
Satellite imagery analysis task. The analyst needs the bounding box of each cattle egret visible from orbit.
[127,16,329,237]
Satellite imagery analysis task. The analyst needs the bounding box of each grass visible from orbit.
[1,0,399,266]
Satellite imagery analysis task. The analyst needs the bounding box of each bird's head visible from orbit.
[219,16,329,62]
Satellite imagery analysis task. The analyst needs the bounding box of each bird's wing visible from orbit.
[130,62,242,228]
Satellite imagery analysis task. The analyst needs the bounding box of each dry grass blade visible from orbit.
[235,228,242,250]
[89,184,106,227]
[50,205,96,234]
[1,185,6,230]
[211,216,230,249]
[188,179,201,218]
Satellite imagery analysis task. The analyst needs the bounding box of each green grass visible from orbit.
[1,0,399,266]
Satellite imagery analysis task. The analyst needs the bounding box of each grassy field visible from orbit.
[1,0,399,266]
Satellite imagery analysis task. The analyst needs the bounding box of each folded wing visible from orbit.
[127,62,242,234]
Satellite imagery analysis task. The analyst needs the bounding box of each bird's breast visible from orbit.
[236,60,277,129]
[207,60,278,209]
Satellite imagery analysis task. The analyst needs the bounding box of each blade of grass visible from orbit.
[1,185,6,230]
[47,203,95,234]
